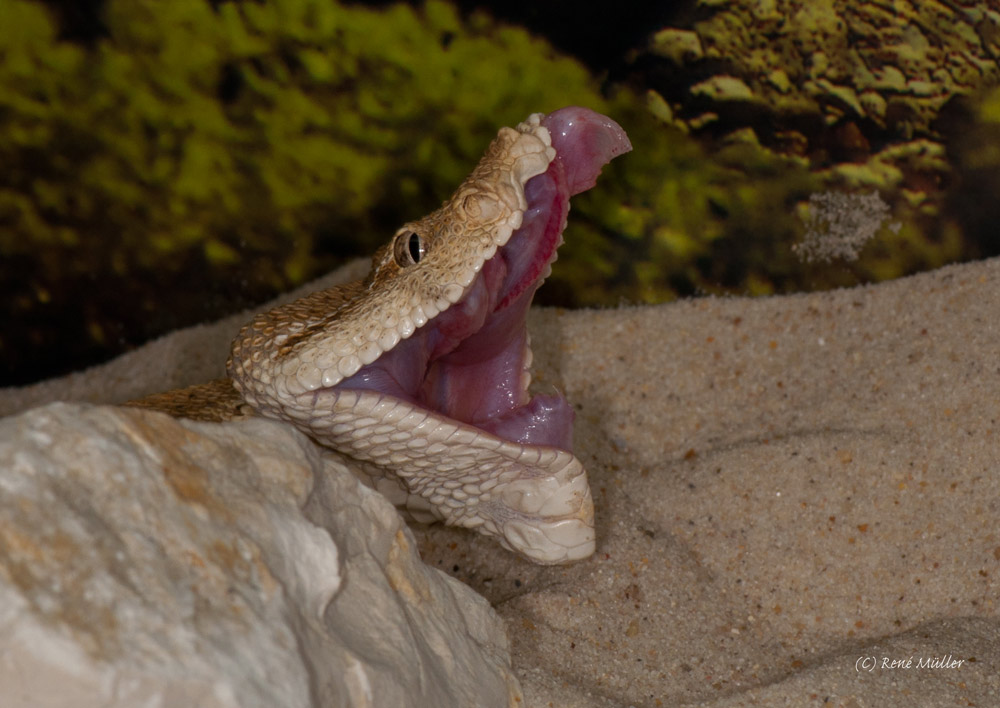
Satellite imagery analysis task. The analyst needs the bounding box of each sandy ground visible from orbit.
[4,257,1000,707]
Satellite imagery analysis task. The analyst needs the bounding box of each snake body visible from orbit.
[133,108,631,564]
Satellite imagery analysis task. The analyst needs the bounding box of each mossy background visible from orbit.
[2,0,998,385]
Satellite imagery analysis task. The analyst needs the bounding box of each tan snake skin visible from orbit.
[131,113,602,564]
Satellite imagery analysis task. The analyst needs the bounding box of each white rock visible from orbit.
[0,403,521,708]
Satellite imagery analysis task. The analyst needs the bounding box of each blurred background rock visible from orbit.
[2,0,998,385]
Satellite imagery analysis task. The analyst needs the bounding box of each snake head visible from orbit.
[229,108,631,564]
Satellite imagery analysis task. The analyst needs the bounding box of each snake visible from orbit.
[130,107,631,564]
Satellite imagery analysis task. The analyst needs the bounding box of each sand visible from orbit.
[4,257,1000,706]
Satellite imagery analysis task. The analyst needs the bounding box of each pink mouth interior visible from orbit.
[336,107,631,451]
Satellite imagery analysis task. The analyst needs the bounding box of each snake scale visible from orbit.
[131,107,631,564]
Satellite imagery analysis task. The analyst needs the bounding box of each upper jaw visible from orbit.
[273,115,559,394]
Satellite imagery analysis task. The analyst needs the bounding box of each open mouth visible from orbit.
[331,107,632,450]
[223,106,631,561]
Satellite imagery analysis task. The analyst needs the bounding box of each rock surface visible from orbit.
[648,0,1000,140]
[0,402,520,708]
[634,0,1000,295]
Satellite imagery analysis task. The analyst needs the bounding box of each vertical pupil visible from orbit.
[408,232,422,263]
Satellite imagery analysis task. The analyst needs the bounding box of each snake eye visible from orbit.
[393,230,425,266]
